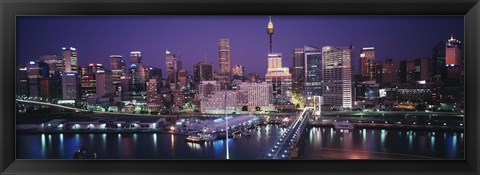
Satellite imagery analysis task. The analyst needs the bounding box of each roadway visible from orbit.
[265,107,311,159]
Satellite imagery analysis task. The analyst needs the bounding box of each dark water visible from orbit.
[16,125,464,159]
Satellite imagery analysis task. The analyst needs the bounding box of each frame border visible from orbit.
[1,0,479,174]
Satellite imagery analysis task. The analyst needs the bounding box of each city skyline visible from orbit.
[17,16,464,76]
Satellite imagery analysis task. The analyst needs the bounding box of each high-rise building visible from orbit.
[432,41,447,81]
[200,90,239,114]
[414,57,432,81]
[232,65,245,81]
[265,53,292,104]
[39,55,62,77]
[148,66,162,82]
[446,35,462,66]
[193,61,214,84]
[292,48,305,106]
[246,73,260,82]
[304,45,322,106]
[217,38,231,89]
[62,72,79,100]
[360,47,375,80]
[26,61,49,97]
[146,79,161,104]
[445,35,463,83]
[17,66,29,96]
[165,50,182,89]
[130,51,142,64]
[178,69,189,90]
[375,59,399,87]
[110,55,126,95]
[399,60,416,83]
[62,47,78,73]
[96,70,114,98]
[322,46,354,109]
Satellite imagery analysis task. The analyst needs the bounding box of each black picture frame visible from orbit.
[1,0,479,174]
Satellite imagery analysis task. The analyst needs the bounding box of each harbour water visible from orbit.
[16,125,464,159]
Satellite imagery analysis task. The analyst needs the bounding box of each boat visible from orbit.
[202,134,217,142]
[185,135,205,143]
[334,121,354,130]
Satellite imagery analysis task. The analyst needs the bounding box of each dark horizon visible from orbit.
[16,16,464,76]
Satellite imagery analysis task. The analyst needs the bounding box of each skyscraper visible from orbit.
[110,55,126,95]
[217,38,231,89]
[304,45,322,106]
[17,66,29,96]
[96,70,114,98]
[360,47,375,80]
[26,61,49,97]
[432,41,447,81]
[165,50,182,89]
[130,51,142,64]
[322,46,354,109]
[193,61,214,84]
[62,47,78,73]
[446,35,462,66]
[292,48,305,106]
[39,55,62,77]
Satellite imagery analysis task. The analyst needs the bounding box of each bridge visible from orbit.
[264,107,311,159]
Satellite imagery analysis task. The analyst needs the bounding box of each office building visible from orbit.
[110,55,126,95]
[62,72,79,100]
[193,61,214,84]
[360,47,375,80]
[375,59,399,87]
[26,61,49,97]
[304,45,322,106]
[292,48,305,106]
[62,47,78,73]
[322,46,354,109]
[232,64,245,81]
[217,38,231,89]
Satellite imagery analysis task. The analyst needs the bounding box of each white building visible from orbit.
[237,82,273,108]
[322,46,354,109]
[197,81,221,100]
[200,90,239,114]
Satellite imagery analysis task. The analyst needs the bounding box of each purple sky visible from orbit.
[17,16,464,76]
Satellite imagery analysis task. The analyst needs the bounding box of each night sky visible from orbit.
[17,16,464,76]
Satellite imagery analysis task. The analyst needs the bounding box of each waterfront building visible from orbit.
[359,47,375,80]
[200,90,239,114]
[193,61,214,84]
[292,48,305,106]
[232,64,246,81]
[375,59,399,87]
[62,47,78,73]
[237,82,273,108]
[321,46,354,109]
[110,55,126,95]
[62,72,79,100]
[304,45,322,107]
[217,38,231,89]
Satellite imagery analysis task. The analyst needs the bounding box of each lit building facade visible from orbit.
[197,81,221,100]
[27,61,49,97]
[359,47,375,80]
[17,66,29,96]
[304,45,322,107]
[232,64,245,81]
[110,55,126,95]
[322,46,354,109]
[39,55,62,77]
[62,47,78,73]
[200,90,239,114]
[237,82,273,107]
[292,48,305,106]
[217,38,231,89]
[265,53,292,104]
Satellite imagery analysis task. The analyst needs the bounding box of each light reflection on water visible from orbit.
[17,126,464,160]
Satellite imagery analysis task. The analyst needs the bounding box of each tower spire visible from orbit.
[267,16,274,53]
